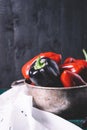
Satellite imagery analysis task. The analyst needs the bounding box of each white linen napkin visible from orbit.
[0,84,83,130]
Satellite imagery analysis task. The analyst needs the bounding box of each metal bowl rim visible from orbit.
[25,80,87,90]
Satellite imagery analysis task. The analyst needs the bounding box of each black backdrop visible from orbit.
[0,0,87,88]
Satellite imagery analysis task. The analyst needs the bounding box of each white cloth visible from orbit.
[0,84,83,130]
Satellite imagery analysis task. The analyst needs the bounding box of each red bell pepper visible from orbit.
[64,57,76,63]
[60,59,87,82]
[22,52,62,80]
[60,70,86,87]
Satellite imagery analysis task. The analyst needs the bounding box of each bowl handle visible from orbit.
[11,79,25,87]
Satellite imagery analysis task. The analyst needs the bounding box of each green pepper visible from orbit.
[29,57,60,87]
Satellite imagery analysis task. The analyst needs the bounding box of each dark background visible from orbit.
[0,0,87,88]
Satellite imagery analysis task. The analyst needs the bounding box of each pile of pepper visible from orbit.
[22,50,87,87]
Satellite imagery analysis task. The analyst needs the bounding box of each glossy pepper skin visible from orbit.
[60,70,86,87]
[29,57,60,87]
[60,60,87,82]
[22,52,62,80]
[64,57,76,63]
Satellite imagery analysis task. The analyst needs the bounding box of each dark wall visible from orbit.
[0,0,87,88]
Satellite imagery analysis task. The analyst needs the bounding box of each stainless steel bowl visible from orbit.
[11,79,87,119]
[25,81,87,119]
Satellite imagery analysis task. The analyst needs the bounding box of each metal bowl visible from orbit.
[25,80,87,119]
[11,79,87,119]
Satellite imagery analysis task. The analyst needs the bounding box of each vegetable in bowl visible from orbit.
[22,50,87,87]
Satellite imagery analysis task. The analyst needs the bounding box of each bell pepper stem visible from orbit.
[34,57,45,70]
[82,49,87,61]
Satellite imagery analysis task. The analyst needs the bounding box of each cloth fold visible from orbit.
[0,84,83,130]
